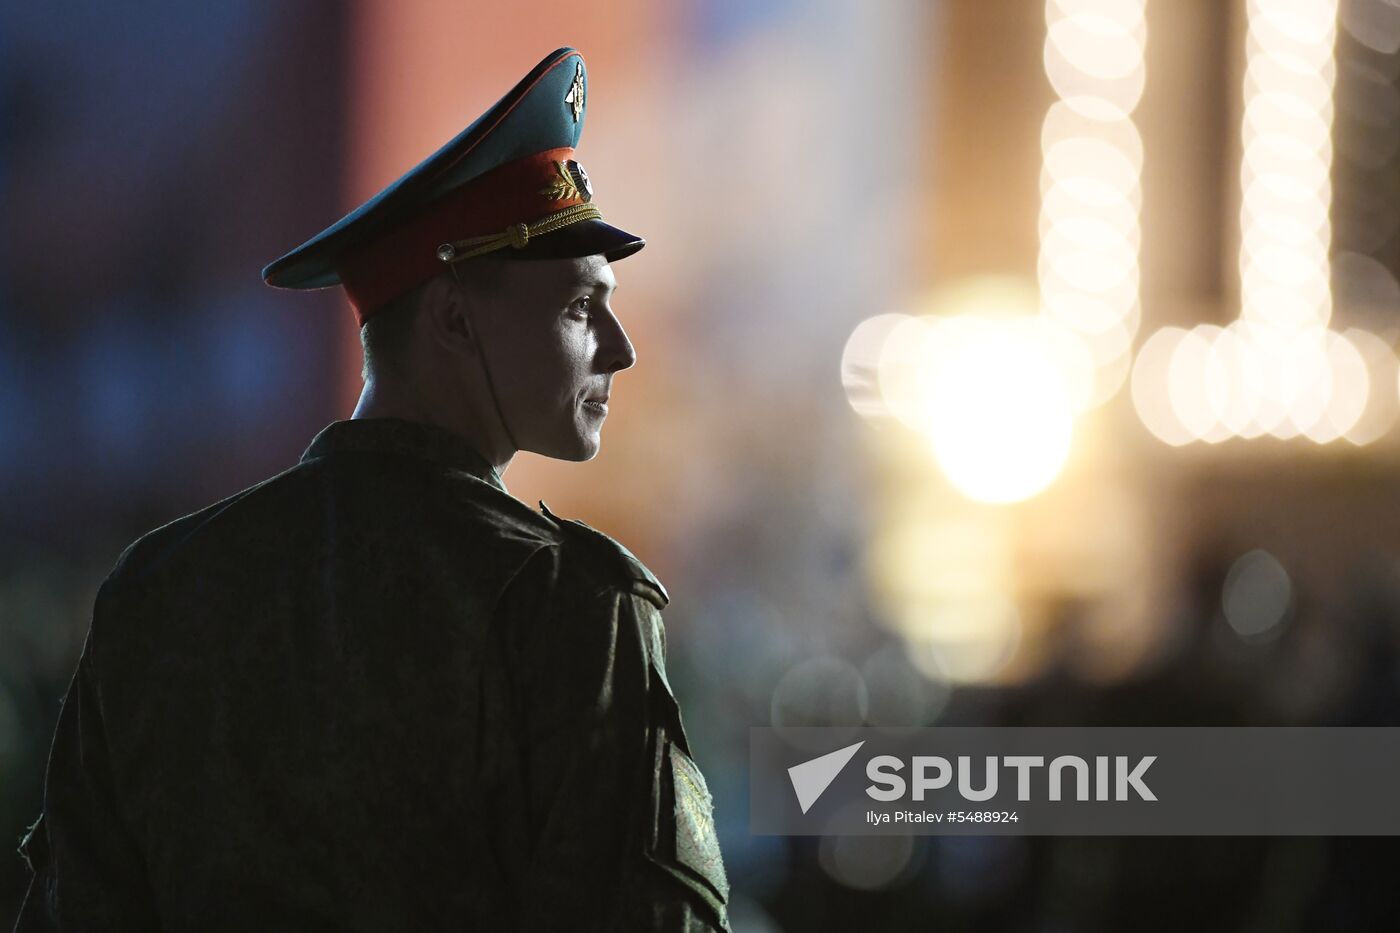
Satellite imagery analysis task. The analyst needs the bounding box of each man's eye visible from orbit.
[569,296,592,317]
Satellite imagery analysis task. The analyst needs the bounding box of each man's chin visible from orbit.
[574,431,602,461]
[530,431,600,462]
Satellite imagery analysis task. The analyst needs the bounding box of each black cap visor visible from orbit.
[488,217,644,262]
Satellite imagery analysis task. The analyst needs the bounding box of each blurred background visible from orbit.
[4,0,1400,929]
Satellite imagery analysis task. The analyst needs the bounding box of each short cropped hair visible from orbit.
[359,279,428,381]
[359,261,509,381]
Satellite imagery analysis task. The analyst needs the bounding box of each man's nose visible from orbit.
[600,312,637,373]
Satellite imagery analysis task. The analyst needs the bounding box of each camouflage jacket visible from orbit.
[14,417,730,932]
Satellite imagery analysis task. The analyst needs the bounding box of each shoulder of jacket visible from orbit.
[105,466,302,591]
[537,500,669,609]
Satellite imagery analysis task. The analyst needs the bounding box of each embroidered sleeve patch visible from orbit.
[670,744,729,902]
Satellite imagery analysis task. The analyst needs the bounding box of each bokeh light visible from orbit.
[818,828,920,891]
[909,315,1076,504]
[848,279,1087,504]
[840,313,910,421]
[1342,0,1400,55]
[1130,0,1393,446]
[1038,0,1146,411]
[861,641,952,732]
[1339,326,1399,444]
[770,656,869,736]
[1222,549,1293,641]
[1131,327,1195,446]
[902,598,1024,684]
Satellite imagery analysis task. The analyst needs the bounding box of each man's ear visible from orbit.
[420,273,477,357]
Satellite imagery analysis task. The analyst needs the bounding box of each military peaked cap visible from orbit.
[261,47,644,324]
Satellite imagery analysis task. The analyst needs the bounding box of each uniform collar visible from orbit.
[300,418,508,494]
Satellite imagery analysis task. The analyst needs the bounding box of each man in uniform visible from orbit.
[14,47,731,931]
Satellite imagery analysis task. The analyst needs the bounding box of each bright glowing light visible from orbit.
[841,313,912,420]
[1044,0,1147,121]
[1167,326,1231,443]
[1041,100,1144,172]
[1208,323,1267,434]
[1038,1,1145,412]
[1051,0,1146,17]
[1044,46,1145,120]
[1340,327,1398,445]
[917,316,1076,503]
[1130,0,1390,446]
[1239,0,1336,334]
[1040,177,1140,244]
[873,304,1082,503]
[1303,330,1369,442]
[1131,327,1194,446]
[1047,15,1143,80]
[875,315,940,434]
[1250,0,1337,46]
[1042,134,1141,195]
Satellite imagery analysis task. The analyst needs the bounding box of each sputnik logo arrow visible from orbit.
[788,741,865,814]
